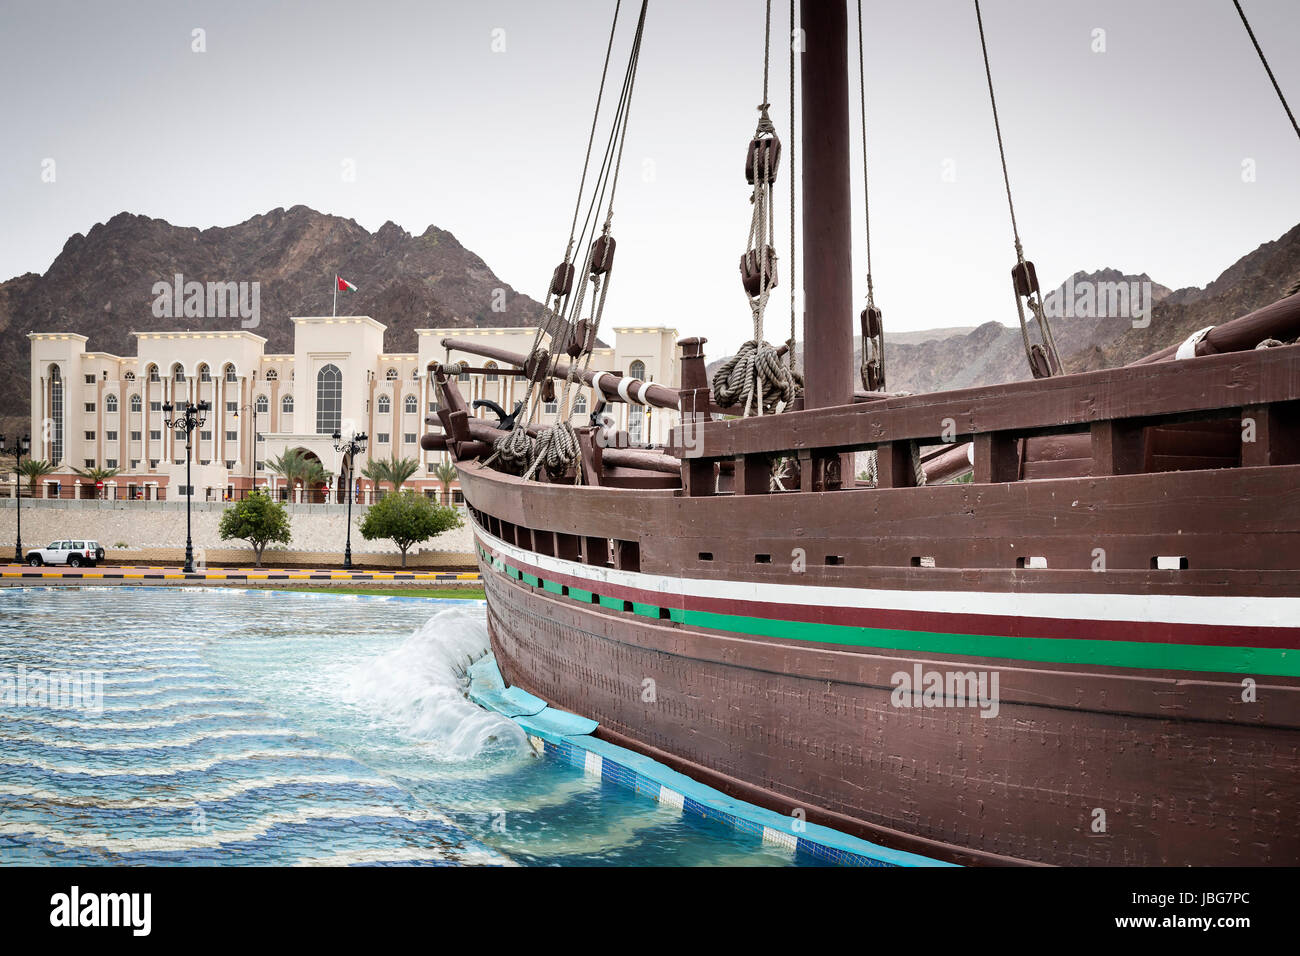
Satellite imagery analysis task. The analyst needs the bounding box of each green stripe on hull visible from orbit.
[480,548,1298,677]
[682,610,1297,677]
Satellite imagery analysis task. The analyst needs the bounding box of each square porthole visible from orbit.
[698,551,713,561]
[911,556,936,568]
[1016,556,1048,569]
[754,554,772,564]
[825,555,845,566]
[1151,556,1189,570]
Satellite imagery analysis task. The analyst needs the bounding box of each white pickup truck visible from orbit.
[26,540,105,568]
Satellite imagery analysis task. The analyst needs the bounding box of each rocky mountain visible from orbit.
[0,205,545,439]
[719,225,1298,395]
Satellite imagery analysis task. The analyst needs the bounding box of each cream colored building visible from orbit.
[26,318,679,501]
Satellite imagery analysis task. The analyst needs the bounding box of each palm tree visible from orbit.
[362,455,420,493]
[73,465,121,499]
[432,461,458,505]
[265,449,333,501]
[18,459,55,497]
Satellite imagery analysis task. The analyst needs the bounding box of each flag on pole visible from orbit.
[333,274,357,317]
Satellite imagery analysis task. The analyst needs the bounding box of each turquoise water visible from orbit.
[0,588,808,866]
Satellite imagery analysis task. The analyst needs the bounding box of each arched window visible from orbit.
[198,364,211,383]
[411,367,420,381]
[316,364,342,434]
[573,394,587,416]
[282,394,294,414]
[265,369,278,381]
[458,367,471,383]
[172,365,185,383]
[105,394,119,413]
[49,365,64,464]
[385,368,398,381]
[124,371,136,382]
[628,360,646,380]
[628,404,644,445]
[225,365,238,383]
[404,395,418,413]
[147,365,160,382]
[255,395,268,414]
[377,395,391,414]
[130,394,141,413]
[484,361,499,383]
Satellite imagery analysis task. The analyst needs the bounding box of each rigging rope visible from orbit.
[713,0,802,418]
[789,0,797,373]
[973,0,1062,380]
[856,0,885,393]
[1233,0,1300,142]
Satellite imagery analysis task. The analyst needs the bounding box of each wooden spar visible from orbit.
[800,0,855,411]
[1132,292,1300,365]
[438,337,680,411]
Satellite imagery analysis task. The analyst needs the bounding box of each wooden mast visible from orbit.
[799,0,854,411]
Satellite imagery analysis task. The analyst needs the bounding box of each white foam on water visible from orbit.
[0,773,399,808]
[0,726,299,751]
[341,605,525,761]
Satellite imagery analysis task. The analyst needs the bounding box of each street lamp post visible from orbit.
[0,434,32,562]
[332,429,368,570]
[163,400,209,574]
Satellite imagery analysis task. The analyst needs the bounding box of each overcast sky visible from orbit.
[2,0,1298,356]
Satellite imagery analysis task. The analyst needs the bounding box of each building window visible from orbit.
[226,401,237,413]
[130,431,141,441]
[428,401,440,414]
[199,366,211,382]
[150,430,161,441]
[256,461,265,470]
[49,365,63,464]
[544,400,558,414]
[106,459,117,469]
[173,368,185,382]
[130,459,140,469]
[282,394,294,413]
[403,433,417,445]
[84,459,95,468]
[84,374,96,385]
[386,368,398,381]
[124,371,136,382]
[628,360,646,380]
[458,369,471,382]
[377,395,391,414]
[377,433,390,445]
[404,395,418,413]
[628,405,644,445]
[226,431,237,441]
[484,362,498,382]
[200,430,212,441]
[411,368,420,381]
[316,363,342,435]
[257,432,265,442]
[84,431,95,441]
[225,366,238,382]
[149,459,159,469]
[573,394,587,415]
[106,431,117,441]
[255,395,268,413]
[265,369,278,381]
[150,400,162,412]
[453,490,465,504]
[106,394,118,412]
[225,460,235,470]
[148,366,160,382]
[84,402,95,412]
[130,394,141,412]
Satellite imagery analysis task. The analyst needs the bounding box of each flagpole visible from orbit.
[333,275,338,317]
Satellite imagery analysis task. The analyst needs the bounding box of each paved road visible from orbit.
[0,564,479,583]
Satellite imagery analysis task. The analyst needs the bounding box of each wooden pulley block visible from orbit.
[860,304,883,340]
[745,133,782,185]
[541,378,556,404]
[1028,344,1053,379]
[1012,260,1040,298]
[863,359,883,392]
[549,261,575,298]
[589,234,616,275]
[567,318,598,358]
[740,245,779,297]
[524,347,551,384]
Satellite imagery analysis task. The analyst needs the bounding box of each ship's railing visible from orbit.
[668,342,1300,495]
